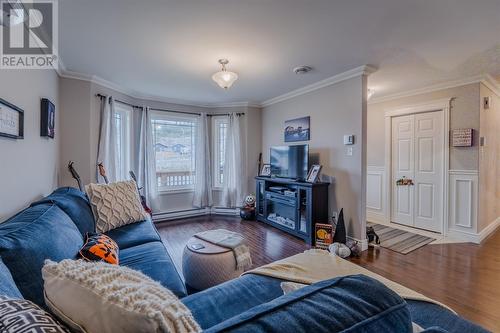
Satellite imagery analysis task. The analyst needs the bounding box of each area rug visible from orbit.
[367,223,436,254]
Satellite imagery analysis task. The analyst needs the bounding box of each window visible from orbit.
[213,117,228,188]
[113,105,132,181]
[151,112,196,192]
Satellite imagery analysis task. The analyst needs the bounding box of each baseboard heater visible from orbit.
[153,207,239,222]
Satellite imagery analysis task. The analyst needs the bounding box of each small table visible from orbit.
[182,237,244,291]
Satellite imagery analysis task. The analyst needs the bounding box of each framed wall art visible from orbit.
[284,116,310,142]
[40,98,55,138]
[0,98,24,139]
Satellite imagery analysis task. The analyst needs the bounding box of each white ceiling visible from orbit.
[59,0,500,105]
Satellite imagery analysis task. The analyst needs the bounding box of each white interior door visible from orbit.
[391,115,414,227]
[391,111,444,233]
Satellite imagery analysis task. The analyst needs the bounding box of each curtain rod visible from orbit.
[96,94,245,117]
[149,107,201,116]
[95,94,143,109]
[207,113,245,117]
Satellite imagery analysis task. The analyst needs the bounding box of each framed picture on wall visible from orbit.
[0,98,24,139]
[40,98,55,138]
[284,116,310,142]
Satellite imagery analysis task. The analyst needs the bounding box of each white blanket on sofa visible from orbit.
[243,249,455,314]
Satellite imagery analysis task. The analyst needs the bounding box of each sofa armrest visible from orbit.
[204,274,412,333]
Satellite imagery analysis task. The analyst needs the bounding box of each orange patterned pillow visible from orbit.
[79,234,119,265]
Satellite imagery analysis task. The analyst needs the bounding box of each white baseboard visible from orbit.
[447,217,500,244]
[347,236,369,251]
[479,217,500,242]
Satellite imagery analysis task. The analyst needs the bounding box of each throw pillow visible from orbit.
[85,180,149,233]
[42,259,201,333]
[79,233,119,265]
[0,295,70,333]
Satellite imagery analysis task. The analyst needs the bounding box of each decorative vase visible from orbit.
[332,208,346,244]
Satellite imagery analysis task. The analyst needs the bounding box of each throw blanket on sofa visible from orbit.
[244,249,455,314]
[195,229,252,271]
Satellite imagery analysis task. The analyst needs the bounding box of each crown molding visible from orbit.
[369,74,491,104]
[260,65,377,108]
[480,74,500,97]
[58,69,259,109]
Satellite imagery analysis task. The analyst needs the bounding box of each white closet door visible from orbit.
[391,111,444,233]
[413,111,443,232]
[391,114,414,227]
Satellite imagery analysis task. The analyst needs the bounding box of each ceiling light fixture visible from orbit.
[212,59,238,90]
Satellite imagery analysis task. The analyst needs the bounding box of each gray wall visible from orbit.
[0,70,59,221]
[261,76,368,240]
[478,83,500,231]
[367,83,480,170]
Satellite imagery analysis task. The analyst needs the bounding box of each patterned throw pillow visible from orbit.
[0,295,70,333]
[79,233,119,265]
[85,180,149,233]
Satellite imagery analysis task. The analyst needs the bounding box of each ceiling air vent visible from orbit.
[293,66,313,74]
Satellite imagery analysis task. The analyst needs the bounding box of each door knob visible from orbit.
[396,177,414,186]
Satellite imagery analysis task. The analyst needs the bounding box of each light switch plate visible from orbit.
[343,135,354,145]
[483,96,491,110]
[346,147,353,156]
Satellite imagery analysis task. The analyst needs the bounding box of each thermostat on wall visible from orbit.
[343,135,354,145]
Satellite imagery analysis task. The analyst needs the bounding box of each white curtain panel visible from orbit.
[137,107,159,211]
[222,114,247,208]
[192,114,213,208]
[96,96,118,183]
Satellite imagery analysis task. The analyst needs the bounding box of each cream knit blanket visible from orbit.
[244,249,456,314]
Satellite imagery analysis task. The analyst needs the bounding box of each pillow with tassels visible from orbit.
[42,259,201,333]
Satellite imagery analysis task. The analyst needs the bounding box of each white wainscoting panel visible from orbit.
[366,166,387,223]
[447,170,478,240]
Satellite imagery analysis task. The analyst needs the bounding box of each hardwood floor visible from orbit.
[156,215,310,273]
[156,216,500,332]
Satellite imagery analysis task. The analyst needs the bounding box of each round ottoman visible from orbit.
[182,237,244,291]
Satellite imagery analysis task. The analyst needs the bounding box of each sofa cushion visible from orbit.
[0,257,23,299]
[104,218,160,249]
[120,241,187,298]
[31,187,95,235]
[182,274,284,329]
[0,204,83,306]
[407,300,489,333]
[204,275,412,333]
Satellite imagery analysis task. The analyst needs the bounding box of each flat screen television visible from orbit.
[270,144,309,181]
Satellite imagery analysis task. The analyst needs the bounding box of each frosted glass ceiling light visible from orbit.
[212,59,238,89]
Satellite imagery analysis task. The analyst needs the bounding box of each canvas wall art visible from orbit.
[284,116,310,142]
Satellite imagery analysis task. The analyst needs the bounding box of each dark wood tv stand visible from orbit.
[255,176,329,245]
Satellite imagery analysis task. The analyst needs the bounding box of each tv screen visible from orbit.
[270,145,309,180]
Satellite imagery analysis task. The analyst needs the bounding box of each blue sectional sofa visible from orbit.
[0,187,489,333]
